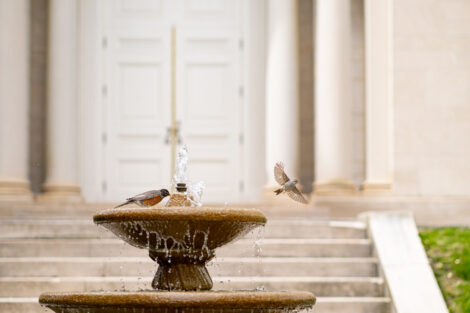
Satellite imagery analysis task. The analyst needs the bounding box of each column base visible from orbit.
[361,181,392,195]
[38,182,83,203]
[0,179,33,202]
[313,179,356,195]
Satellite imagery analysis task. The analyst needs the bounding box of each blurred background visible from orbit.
[0,3,468,310]
[1,0,470,216]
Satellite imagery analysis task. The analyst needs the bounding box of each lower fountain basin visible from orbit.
[39,291,316,313]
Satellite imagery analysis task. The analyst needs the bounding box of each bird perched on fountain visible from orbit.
[273,162,308,204]
[114,189,170,208]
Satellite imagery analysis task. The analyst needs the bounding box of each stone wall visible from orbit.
[394,0,470,196]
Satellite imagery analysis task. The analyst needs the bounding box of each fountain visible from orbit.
[39,147,316,313]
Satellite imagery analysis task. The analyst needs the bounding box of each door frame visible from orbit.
[78,0,266,203]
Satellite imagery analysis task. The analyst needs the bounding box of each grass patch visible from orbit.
[420,228,470,313]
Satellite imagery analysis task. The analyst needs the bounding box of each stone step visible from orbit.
[0,238,372,257]
[316,297,391,313]
[0,297,391,313]
[0,257,378,277]
[0,219,366,239]
[0,276,384,297]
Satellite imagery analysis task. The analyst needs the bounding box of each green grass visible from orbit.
[420,228,470,313]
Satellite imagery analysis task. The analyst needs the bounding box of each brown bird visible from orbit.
[114,189,170,208]
[273,162,308,204]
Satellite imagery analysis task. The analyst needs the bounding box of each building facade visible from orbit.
[1,0,470,207]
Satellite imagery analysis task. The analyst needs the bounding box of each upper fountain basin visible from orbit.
[93,207,267,261]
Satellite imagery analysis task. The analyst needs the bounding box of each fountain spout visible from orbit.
[166,183,192,207]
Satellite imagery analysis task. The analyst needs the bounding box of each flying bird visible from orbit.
[114,189,170,208]
[273,162,308,204]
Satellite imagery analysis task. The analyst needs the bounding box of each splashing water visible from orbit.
[187,181,205,207]
[171,145,205,206]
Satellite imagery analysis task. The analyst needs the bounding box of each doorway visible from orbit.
[100,0,244,202]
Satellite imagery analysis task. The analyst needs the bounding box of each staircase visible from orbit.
[0,215,390,313]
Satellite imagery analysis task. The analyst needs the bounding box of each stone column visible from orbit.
[0,0,33,202]
[362,0,394,194]
[264,0,299,199]
[314,0,355,195]
[41,0,82,202]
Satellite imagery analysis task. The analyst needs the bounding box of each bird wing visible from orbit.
[274,162,290,185]
[128,190,160,201]
[286,187,308,204]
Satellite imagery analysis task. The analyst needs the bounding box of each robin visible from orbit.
[273,162,308,204]
[114,189,170,208]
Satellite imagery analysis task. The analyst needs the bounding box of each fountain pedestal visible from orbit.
[149,249,214,290]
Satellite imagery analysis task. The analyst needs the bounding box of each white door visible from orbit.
[176,2,242,202]
[103,0,172,201]
[101,0,243,202]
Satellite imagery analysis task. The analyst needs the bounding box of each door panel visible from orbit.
[104,1,171,200]
[115,0,165,19]
[182,0,236,25]
[177,26,241,202]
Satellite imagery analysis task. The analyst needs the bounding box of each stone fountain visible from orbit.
[39,147,316,313]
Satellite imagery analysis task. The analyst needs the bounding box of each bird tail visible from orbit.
[274,188,283,195]
[114,200,131,208]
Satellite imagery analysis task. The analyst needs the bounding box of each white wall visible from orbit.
[394,0,470,196]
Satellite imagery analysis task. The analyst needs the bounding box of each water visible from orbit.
[252,226,265,258]
[171,145,205,206]
[172,145,189,187]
